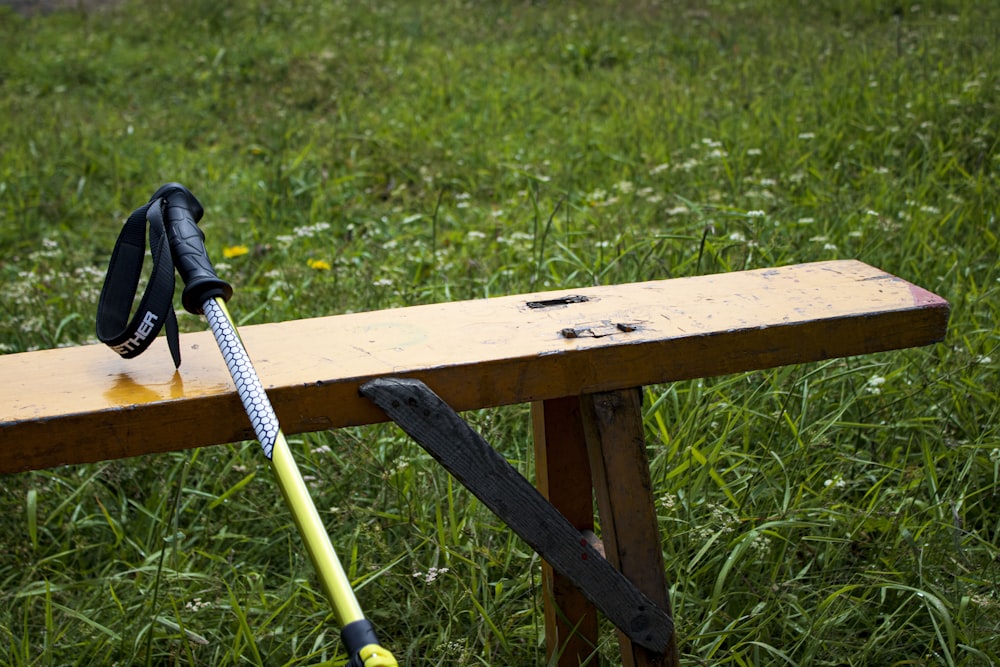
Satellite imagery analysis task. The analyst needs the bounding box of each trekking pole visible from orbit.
[98,183,397,667]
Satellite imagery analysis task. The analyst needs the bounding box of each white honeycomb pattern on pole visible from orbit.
[203,299,279,459]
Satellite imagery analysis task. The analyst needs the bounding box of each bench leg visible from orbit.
[532,397,601,666]
[580,389,681,667]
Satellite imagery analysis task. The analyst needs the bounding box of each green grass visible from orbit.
[1,0,998,664]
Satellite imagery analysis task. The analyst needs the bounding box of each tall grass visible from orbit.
[1,0,998,664]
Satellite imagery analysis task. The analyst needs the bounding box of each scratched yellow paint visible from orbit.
[0,260,948,472]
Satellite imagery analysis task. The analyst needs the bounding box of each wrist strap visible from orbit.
[96,197,182,368]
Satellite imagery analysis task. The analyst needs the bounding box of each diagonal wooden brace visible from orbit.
[359,377,674,653]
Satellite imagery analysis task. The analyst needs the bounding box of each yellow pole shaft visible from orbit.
[269,430,365,625]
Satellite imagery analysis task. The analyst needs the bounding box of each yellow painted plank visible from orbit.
[0,260,949,472]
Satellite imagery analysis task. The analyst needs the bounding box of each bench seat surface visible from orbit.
[0,260,948,472]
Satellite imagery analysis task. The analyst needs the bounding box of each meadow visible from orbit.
[1,0,998,664]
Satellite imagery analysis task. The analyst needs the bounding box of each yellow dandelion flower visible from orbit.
[307,258,331,271]
[223,245,249,258]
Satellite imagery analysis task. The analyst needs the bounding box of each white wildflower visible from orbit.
[185,598,211,612]
[824,476,847,489]
[866,375,886,394]
[412,567,450,584]
[294,222,330,237]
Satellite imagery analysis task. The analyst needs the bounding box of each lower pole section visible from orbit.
[270,432,365,626]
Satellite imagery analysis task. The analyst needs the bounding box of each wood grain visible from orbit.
[581,390,680,667]
[1,260,949,472]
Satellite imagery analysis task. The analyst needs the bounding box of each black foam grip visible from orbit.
[156,183,233,314]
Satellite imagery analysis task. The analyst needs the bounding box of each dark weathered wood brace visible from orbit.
[0,260,949,666]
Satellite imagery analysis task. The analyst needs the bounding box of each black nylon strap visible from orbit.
[96,198,182,368]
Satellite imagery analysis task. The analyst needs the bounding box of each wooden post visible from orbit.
[580,389,681,667]
[532,397,601,666]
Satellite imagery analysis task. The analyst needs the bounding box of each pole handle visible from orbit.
[154,183,233,314]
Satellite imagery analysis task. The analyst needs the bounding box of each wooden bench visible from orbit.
[0,259,949,666]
